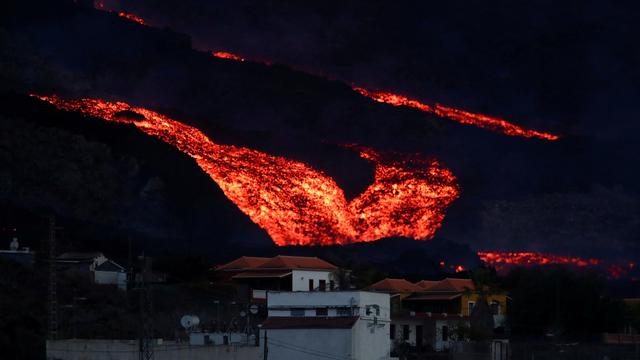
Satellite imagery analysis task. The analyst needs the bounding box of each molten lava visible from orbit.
[478,251,635,278]
[33,94,460,246]
[353,88,559,141]
[212,51,245,61]
[478,251,601,268]
[207,50,559,140]
[118,11,146,25]
[93,1,146,25]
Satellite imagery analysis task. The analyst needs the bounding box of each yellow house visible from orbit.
[412,278,508,318]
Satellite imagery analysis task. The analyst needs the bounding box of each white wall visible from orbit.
[262,328,352,360]
[94,270,127,290]
[47,339,261,360]
[268,291,390,319]
[290,270,336,291]
[265,291,391,360]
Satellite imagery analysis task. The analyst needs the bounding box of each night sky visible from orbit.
[1,0,639,269]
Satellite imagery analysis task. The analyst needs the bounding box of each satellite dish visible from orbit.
[249,304,259,315]
[180,315,200,330]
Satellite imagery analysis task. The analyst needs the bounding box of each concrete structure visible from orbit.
[94,259,127,290]
[0,237,35,266]
[215,255,340,301]
[46,339,261,360]
[261,290,391,360]
[189,332,254,346]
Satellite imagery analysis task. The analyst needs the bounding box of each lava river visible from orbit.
[478,251,636,278]
[210,52,559,141]
[33,94,460,246]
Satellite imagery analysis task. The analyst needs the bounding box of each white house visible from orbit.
[261,291,391,360]
[57,252,127,290]
[215,255,340,300]
[94,259,127,290]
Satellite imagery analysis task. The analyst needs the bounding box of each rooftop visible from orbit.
[216,255,337,271]
[368,278,422,293]
[215,256,270,271]
[57,252,104,261]
[420,278,474,292]
[95,260,125,272]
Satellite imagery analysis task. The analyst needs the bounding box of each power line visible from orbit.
[267,338,351,360]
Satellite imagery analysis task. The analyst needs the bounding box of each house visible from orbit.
[56,252,129,290]
[214,255,340,301]
[260,290,391,360]
[94,259,127,290]
[0,237,35,266]
[56,252,108,272]
[372,277,508,352]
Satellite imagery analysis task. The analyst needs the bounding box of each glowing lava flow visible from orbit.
[33,94,459,246]
[353,88,559,141]
[478,251,601,268]
[93,1,147,25]
[478,251,636,278]
[212,51,245,61]
[117,11,146,25]
[210,51,559,140]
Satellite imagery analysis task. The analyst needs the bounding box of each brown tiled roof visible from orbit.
[232,271,292,279]
[368,278,422,293]
[404,293,462,301]
[257,256,337,270]
[430,278,474,292]
[261,316,358,329]
[416,280,439,290]
[215,256,270,271]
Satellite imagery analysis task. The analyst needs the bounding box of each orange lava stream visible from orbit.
[212,51,245,61]
[478,251,637,279]
[478,251,601,268]
[118,11,146,25]
[354,88,559,141]
[209,49,559,140]
[32,94,460,246]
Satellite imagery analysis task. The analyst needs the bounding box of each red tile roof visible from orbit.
[404,293,462,301]
[261,316,358,329]
[415,280,439,290]
[215,256,270,271]
[257,256,337,270]
[368,278,422,293]
[231,271,292,279]
[418,278,474,292]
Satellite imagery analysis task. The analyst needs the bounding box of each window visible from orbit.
[319,279,326,291]
[337,307,352,317]
[329,280,335,290]
[491,300,501,315]
[442,325,449,341]
[402,325,410,340]
[468,301,476,315]
[390,324,396,340]
[308,279,314,291]
[315,307,328,316]
[291,308,305,317]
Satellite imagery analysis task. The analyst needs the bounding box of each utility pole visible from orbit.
[47,215,58,341]
[137,254,154,360]
[263,329,268,360]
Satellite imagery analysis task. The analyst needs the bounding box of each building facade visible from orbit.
[261,291,391,360]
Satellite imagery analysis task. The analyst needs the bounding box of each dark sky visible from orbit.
[2,0,639,261]
[110,0,640,257]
